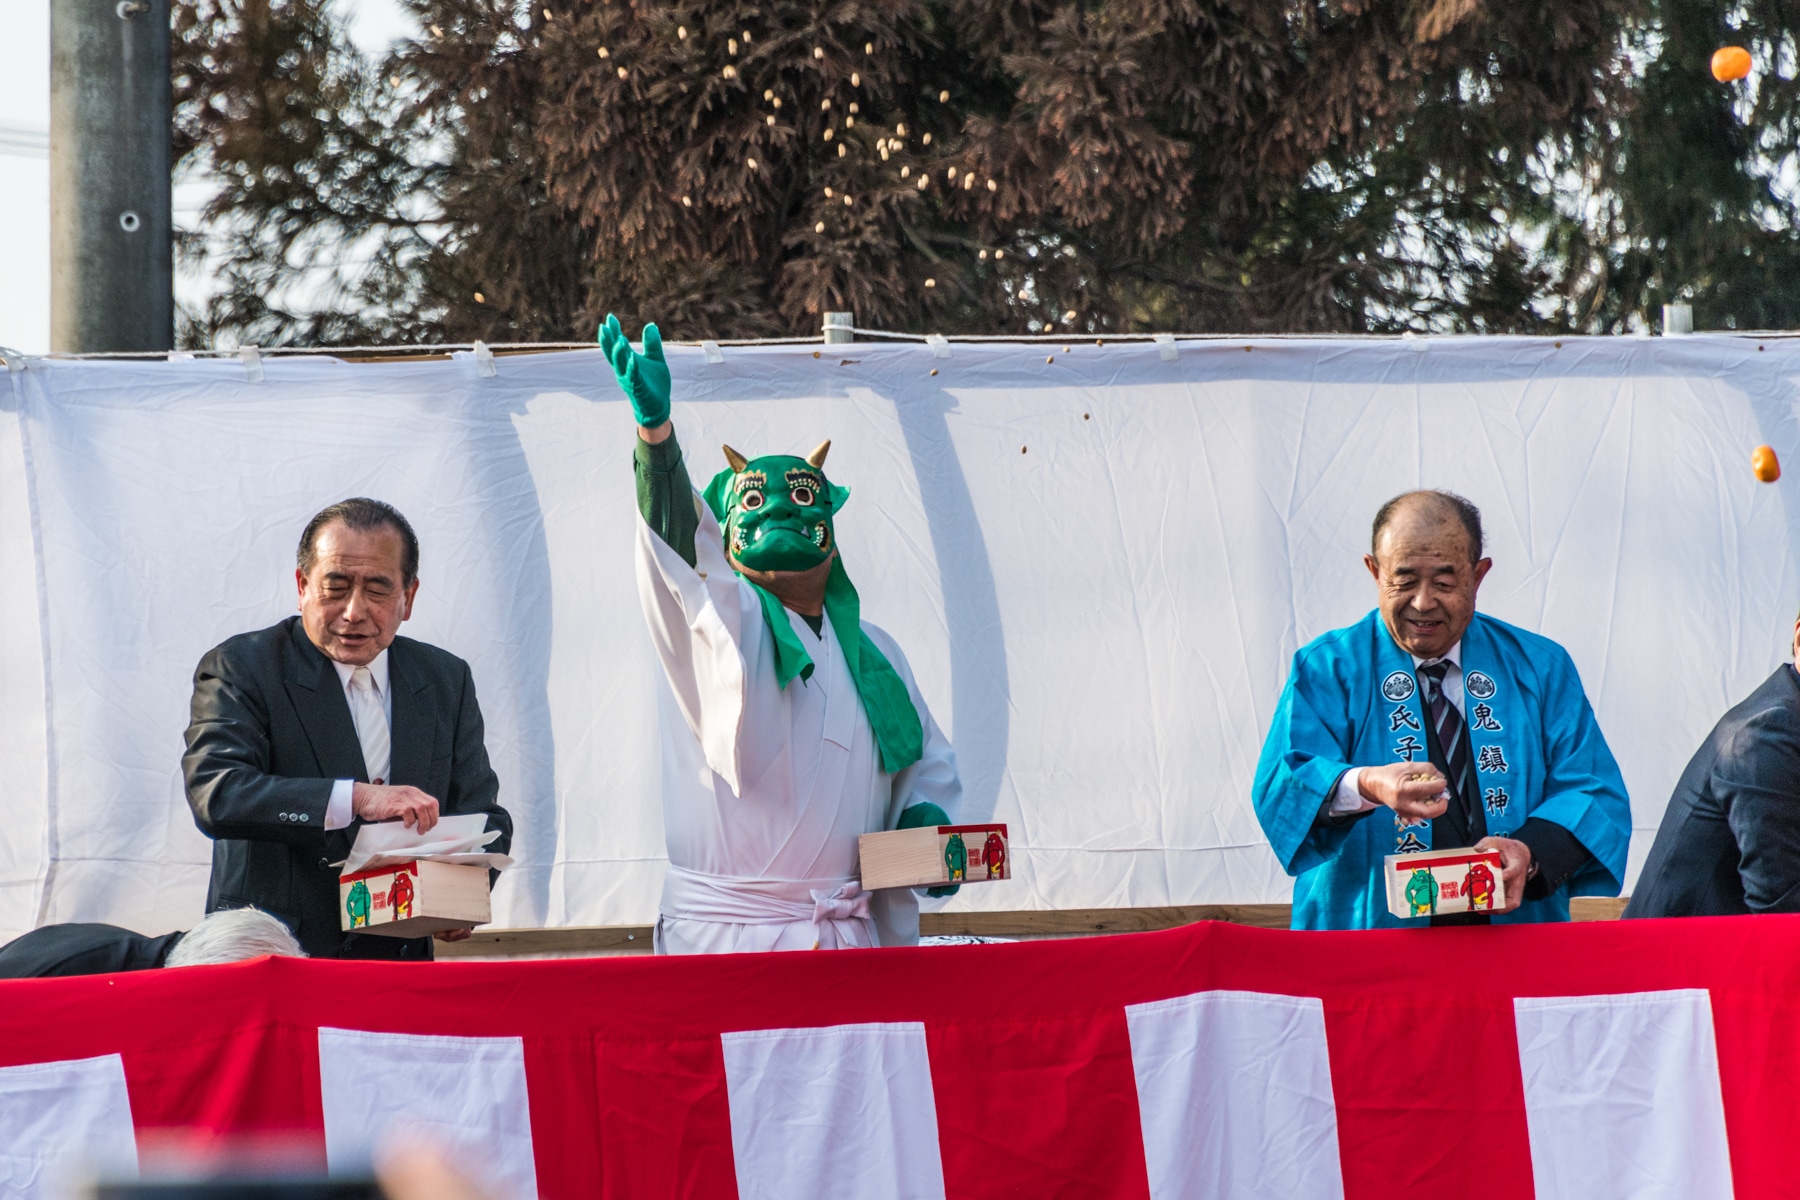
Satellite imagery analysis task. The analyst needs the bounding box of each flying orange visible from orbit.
[1712,46,1752,82]
[1753,445,1780,482]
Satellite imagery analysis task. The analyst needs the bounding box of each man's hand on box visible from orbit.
[352,782,441,834]
[1358,762,1451,823]
[434,927,474,943]
[1473,836,1530,914]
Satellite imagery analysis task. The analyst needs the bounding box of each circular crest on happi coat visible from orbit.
[1382,671,1416,702]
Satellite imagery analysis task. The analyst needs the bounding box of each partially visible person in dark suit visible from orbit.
[183,498,512,960]
[1628,616,1800,918]
[0,907,303,979]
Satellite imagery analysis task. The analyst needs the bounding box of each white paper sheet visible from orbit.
[341,813,512,875]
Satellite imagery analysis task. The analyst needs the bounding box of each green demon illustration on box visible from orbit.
[944,832,968,884]
[1404,868,1437,917]
[346,879,371,928]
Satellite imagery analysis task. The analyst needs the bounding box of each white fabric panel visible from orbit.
[3,336,1800,931]
[0,371,48,938]
[0,1052,137,1196]
[318,1027,536,1199]
[720,1020,946,1200]
[1514,989,1734,1200]
[1125,989,1343,1200]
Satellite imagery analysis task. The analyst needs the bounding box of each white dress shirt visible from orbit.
[324,649,392,830]
[1329,641,1464,815]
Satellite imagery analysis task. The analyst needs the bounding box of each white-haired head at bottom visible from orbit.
[166,907,306,967]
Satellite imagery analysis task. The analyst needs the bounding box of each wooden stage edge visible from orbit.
[437,897,1632,959]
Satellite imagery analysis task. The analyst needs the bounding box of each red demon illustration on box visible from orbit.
[982,832,1007,881]
[1464,860,1496,911]
[389,869,415,921]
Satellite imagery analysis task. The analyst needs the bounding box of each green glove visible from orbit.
[897,803,959,898]
[599,313,672,428]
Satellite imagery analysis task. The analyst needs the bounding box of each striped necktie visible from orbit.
[1417,660,1474,823]
[349,666,391,786]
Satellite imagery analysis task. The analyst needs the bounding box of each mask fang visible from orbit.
[723,445,748,473]
[806,440,831,469]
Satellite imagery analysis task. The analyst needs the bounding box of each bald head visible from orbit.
[1364,490,1491,659]
[1371,490,1483,564]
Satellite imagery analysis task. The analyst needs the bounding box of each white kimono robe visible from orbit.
[636,502,962,953]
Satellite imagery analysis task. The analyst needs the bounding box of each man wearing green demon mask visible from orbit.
[601,315,963,954]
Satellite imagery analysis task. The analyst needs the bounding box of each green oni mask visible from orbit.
[698,436,927,777]
[703,440,849,574]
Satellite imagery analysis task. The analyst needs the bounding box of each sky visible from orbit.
[0,1,417,354]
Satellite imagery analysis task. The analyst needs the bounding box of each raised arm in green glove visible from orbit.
[600,312,672,429]
[602,313,698,565]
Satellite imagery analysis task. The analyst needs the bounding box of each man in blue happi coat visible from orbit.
[1253,491,1631,928]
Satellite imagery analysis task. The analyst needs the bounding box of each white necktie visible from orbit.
[349,666,391,786]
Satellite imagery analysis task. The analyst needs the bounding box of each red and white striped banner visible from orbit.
[0,916,1789,1198]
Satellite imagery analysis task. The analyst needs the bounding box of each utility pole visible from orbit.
[50,0,173,353]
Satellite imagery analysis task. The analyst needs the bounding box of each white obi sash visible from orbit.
[659,866,874,949]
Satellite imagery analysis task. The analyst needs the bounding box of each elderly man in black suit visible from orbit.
[183,498,512,959]
[1628,615,1800,917]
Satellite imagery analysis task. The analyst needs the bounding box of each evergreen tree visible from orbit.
[1585,0,1800,330]
[174,0,437,344]
[170,0,1800,345]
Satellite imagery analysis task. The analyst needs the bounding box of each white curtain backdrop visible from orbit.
[2,335,1795,938]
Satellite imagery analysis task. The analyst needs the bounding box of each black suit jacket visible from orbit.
[182,616,511,958]
[1627,665,1800,918]
[0,923,184,979]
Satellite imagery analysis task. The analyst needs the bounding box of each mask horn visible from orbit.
[805,440,831,469]
[723,445,748,473]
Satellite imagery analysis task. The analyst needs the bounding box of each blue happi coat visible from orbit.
[1253,610,1631,929]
